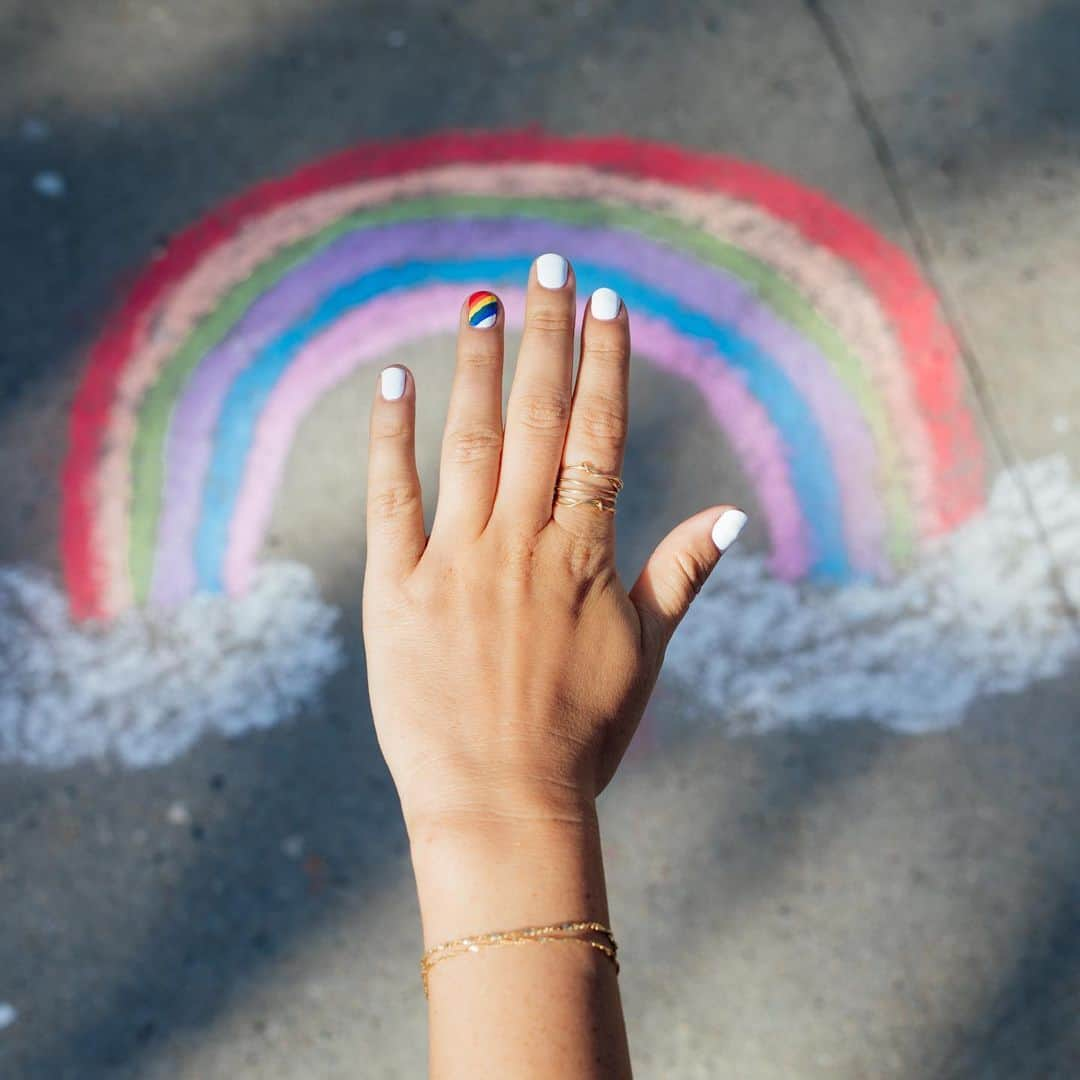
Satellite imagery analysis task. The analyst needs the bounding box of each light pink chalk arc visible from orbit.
[95,162,926,617]
[224,285,804,596]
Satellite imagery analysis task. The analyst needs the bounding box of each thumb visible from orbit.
[629,506,747,658]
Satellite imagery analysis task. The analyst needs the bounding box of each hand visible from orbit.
[362,255,746,835]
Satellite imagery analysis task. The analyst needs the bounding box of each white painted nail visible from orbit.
[536,252,569,289]
[380,365,407,401]
[590,287,621,320]
[711,509,748,552]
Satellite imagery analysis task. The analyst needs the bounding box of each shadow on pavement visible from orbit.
[2,1,1079,1077]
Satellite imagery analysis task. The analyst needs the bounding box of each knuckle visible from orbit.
[444,424,503,465]
[401,565,442,608]
[553,512,612,577]
[370,419,411,443]
[458,344,501,371]
[499,531,540,586]
[673,549,712,597]
[525,308,576,336]
[576,398,627,448]
[583,337,628,367]
[562,531,609,581]
[370,482,421,519]
[516,390,570,433]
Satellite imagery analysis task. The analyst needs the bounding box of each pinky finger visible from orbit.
[365,365,426,582]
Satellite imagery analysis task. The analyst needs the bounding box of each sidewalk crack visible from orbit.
[803,0,1078,624]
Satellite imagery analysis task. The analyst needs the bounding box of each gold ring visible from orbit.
[554,461,623,514]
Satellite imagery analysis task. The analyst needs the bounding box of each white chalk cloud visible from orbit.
[0,562,342,769]
[1,459,1077,770]
[664,456,1080,734]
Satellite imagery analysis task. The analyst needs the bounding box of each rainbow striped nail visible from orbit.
[467,291,499,329]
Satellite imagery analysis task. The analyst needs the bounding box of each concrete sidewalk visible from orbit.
[1,2,1078,1077]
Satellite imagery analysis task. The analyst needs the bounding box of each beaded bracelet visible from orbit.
[420,920,619,997]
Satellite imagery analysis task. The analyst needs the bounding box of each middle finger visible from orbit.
[493,253,576,533]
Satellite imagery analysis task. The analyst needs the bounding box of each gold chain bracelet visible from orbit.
[420,920,619,997]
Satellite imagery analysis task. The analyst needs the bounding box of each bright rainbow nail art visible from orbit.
[467,291,499,329]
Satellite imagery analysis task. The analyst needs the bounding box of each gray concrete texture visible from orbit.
[1,0,1078,1076]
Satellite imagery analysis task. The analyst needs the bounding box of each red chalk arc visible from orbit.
[61,131,985,621]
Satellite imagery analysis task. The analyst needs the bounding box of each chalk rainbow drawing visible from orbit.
[1,131,1077,768]
[61,131,984,620]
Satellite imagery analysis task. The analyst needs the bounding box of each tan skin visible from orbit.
[362,257,743,1078]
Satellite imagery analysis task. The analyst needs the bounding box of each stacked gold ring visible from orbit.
[554,461,623,514]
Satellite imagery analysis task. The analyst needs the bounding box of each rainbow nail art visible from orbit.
[467,291,499,329]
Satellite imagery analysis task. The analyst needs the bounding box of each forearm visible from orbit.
[408,802,632,1079]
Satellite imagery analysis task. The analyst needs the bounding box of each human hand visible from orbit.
[361,254,746,835]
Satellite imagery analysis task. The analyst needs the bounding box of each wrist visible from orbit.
[407,799,610,950]
[399,768,599,842]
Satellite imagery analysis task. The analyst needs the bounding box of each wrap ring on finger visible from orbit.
[554,461,623,514]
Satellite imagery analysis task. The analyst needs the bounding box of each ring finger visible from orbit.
[553,287,630,543]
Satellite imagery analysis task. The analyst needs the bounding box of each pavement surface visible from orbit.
[1,1,1079,1077]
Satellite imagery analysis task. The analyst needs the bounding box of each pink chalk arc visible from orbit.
[226,284,805,597]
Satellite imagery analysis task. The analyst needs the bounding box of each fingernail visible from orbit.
[590,287,621,321]
[536,252,569,289]
[380,365,407,401]
[467,290,499,329]
[711,509,748,552]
